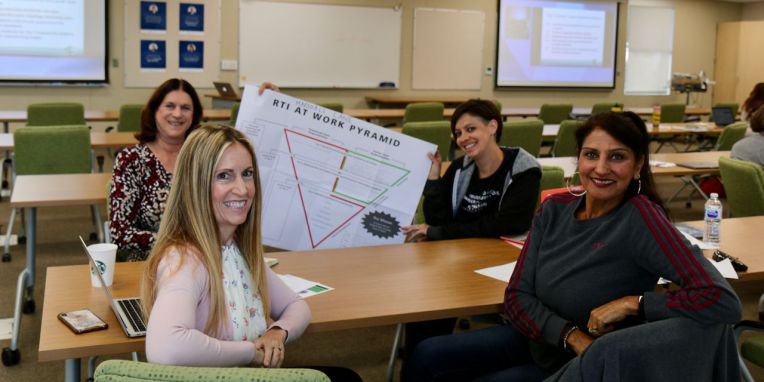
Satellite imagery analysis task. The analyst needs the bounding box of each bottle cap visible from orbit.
[710,193,719,199]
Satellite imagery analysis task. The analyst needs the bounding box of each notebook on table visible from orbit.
[78,236,146,338]
[213,81,239,98]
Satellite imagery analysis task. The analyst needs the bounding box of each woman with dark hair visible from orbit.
[732,106,764,168]
[402,99,540,241]
[405,112,742,382]
[742,82,764,121]
[400,99,541,376]
[110,78,203,261]
[110,79,275,261]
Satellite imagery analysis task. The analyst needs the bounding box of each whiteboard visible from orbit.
[239,1,401,88]
[412,8,484,90]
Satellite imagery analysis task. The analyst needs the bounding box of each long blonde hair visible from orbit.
[141,125,268,336]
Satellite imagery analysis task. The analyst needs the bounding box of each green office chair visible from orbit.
[718,157,764,217]
[319,102,344,113]
[552,120,582,157]
[653,103,688,152]
[94,360,330,382]
[591,102,622,115]
[660,103,686,123]
[230,102,241,126]
[105,104,143,133]
[500,120,543,157]
[117,104,143,133]
[714,122,748,151]
[402,121,452,161]
[538,165,565,206]
[736,320,764,382]
[2,125,100,262]
[26,102,86,126]
[538,104,573,124]
[403,102,444,124]
[665,125,746,207]
[101,104,142,168]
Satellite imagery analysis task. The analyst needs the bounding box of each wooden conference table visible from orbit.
[538,151,731,179]
[0,131,137,151]
[541,122,723,139]
[39,238,516,381]
[0,107,714,132]
[39,213,764,380]
[0,110,231,132]
[685,216,764,282]
[349,106,713,120]
[4,173,111,370]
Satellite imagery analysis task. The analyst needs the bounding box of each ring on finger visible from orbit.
[588,327,599,334]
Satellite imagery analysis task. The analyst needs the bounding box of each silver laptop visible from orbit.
[213,81,239,98]
[79,236,146,338]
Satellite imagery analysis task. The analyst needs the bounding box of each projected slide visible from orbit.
[0,1,83,56]
[0,0,106,82]
[496,0,618,88]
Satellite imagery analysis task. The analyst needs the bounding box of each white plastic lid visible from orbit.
[710,193,719,199]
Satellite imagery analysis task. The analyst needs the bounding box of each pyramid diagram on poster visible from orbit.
[235,88,437,250]
[284,129,410,248]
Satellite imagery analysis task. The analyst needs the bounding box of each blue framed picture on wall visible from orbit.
[179,40,204,70]
[140,1,167,32]
[180,3,205,32]
[141,40,166,70]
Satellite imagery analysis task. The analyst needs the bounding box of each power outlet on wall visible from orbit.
[221,60,238,71]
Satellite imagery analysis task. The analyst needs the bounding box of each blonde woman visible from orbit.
[141,125,310,368]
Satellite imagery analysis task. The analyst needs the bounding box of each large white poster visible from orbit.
[236,86,436,250]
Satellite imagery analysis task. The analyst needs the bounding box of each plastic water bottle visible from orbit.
[703,193,722,248]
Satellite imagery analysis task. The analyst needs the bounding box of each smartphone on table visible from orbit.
[58,309,108,334]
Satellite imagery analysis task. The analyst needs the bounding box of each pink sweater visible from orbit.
[145,249,311,366]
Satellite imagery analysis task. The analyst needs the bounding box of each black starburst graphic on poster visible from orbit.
[361,211,400,239]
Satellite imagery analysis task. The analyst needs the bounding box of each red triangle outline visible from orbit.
[283,129,366,248]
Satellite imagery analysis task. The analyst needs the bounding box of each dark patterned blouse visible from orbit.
[109,144,171,261]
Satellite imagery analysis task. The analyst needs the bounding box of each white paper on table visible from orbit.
[649,160,676,168]
[278,274,334,298]
[679,230,715,250]
[475,261,517,283]
[235,87,436,251]
[658,258,738,284]
[710,258,738,279]
[672,124,708,132]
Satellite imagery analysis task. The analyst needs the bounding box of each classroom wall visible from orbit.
[0,0,746,121]
[740,2,764,21]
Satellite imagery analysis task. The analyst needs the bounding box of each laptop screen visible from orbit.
[711,107,735,127]
[213,82,238,98]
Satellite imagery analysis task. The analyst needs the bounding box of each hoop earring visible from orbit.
[567,172,586,197]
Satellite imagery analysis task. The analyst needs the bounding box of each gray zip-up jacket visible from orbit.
[424,147,541,240]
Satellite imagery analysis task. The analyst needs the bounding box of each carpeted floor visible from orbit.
[1,147,763,381]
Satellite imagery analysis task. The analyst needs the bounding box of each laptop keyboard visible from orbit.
[117,299,146,333]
